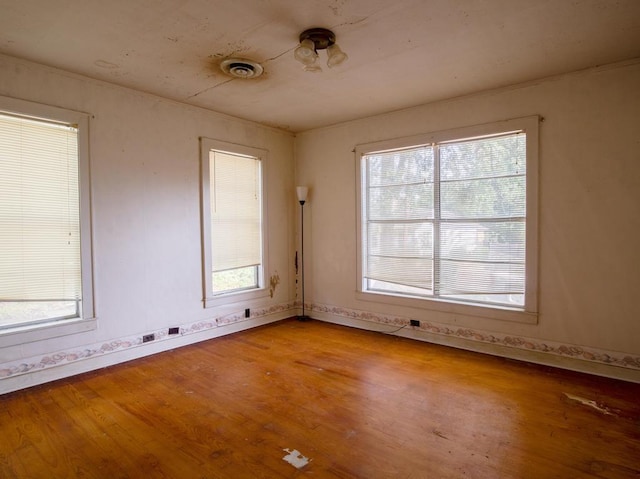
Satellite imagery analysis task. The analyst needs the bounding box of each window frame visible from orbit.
[355,116,539,323]
[200,137,269,308]
[0,96,95,347]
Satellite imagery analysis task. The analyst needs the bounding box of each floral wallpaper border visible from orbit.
[3,300,638,382]
[0,302,296,380]
[310,302,640,371]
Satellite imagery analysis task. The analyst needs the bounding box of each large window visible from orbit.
[357,117,538,321]
[0,96,94,336]
[200,138,268,307]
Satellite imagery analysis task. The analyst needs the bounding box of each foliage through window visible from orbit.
[358,117,538,314]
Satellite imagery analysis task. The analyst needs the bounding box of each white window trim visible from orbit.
[200,137,269,308]
[0,96,96,347]
[355,116,539,324]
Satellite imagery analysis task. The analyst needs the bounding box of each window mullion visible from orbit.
[363,156,371,291]
[433,144,441,297]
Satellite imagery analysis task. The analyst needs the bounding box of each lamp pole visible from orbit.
[296,186,309,321]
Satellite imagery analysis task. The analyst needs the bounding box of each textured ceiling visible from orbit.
[1,0,639,132]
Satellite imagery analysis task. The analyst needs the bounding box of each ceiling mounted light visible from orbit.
[294,38,320,71]
[294,28,348,72]
[220,58,264,79]
[326,43,348,68]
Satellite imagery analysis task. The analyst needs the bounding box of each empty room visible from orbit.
[1,1,639,477]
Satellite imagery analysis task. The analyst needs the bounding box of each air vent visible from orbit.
[220,58,264,79]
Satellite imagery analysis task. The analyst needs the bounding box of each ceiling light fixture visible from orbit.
[294,28,348,72]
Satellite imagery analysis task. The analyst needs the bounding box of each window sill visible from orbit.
[204,287,270,309]
[0,317,97,348]
[356,291,538,324]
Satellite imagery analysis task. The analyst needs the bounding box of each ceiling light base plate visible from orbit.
[299,28,336,50]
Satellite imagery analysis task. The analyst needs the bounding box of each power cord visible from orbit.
[380,324,407,335]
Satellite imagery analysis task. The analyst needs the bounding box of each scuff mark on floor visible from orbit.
[283,448,311,469]
[564,393,616,416]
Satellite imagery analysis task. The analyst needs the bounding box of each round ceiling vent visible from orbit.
[220,58,264,79]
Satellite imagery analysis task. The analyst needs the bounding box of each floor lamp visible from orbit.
[296,186,310,321]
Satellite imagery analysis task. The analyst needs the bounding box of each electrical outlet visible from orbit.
[168,327,180,335]
[410,319,420,327]
[245,308,250,318]
[142,334,155,343]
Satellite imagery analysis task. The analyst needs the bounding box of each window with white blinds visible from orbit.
[200,138,267,305]
[0,99,93,330]
[210,150,261,291]
[357,117,539,317]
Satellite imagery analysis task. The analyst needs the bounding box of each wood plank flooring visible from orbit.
[1,318,639,478]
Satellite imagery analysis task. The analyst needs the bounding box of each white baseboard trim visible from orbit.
[4,300,638,395]
[0,305,295,395]
[311,307,640,384]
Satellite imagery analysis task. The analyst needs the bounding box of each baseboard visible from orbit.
[4,302,637,395]
[0,306,294,395]
[311,308,640,384]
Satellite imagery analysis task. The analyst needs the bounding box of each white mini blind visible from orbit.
[209,150,262,273]
[438,133,526,305]
[365,146,435,292]
[0,112,81,303]
[363,131,527,309]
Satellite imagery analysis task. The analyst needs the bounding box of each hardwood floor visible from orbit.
[1,319,639,478]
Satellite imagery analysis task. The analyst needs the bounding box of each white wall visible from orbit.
[1,54,638,392]
[295,60,640,382]
[0,54,297,393]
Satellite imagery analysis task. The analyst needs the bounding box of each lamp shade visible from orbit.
[294,39,317,65]
[327,43,348,68]
[296,186,309,203]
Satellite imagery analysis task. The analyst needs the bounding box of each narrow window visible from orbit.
[0,100,93,332]
[200,138,267,306]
